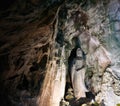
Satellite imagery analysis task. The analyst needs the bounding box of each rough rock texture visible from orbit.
[85,0,120,105]
[1,0,120,106]
[0,0,62,105]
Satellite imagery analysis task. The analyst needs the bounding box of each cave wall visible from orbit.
[38,0,120,106]
[0,0,62,105]
[1,0,120,106]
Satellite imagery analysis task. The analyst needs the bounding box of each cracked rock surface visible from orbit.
[0,0,120,106]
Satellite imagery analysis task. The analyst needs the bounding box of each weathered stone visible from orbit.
[65,95,74,101]
[1,0,120,106]
[78,31,90,54]
[114,22,120,32]
[108,0,120,21]
[60,99,70,106]
[68,88,73,92]
[89,36,100,54]
[81,104,87,106]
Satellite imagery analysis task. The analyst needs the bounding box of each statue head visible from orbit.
[76,48,82,58]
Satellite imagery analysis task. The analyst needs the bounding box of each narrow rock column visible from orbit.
[37,8,67,106]
[50,46,66,106]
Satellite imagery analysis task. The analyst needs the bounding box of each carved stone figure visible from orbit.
[70,48,88,99]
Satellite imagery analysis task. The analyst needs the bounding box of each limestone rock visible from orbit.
[81,104,87,106]
[60,99,70,106]
[1,0,120,106]
[78,31,90,54]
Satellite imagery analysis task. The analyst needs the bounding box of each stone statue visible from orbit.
[70,48,88,99]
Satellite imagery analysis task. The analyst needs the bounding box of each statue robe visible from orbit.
[71,58,88,99]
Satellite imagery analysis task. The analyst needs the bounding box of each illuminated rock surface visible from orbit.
[0,0,120,106]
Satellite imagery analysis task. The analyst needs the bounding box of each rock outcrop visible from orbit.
[1,0,120,106]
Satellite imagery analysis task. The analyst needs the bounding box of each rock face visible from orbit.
[1,0,120,106]
[0,0,62,105]
[85,0,120,105]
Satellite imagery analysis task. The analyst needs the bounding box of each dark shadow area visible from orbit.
[0,0,15,10]
[0,54,9,72]
[70,97,91,106]
[0,81,13,106]
[17,75,29,90]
